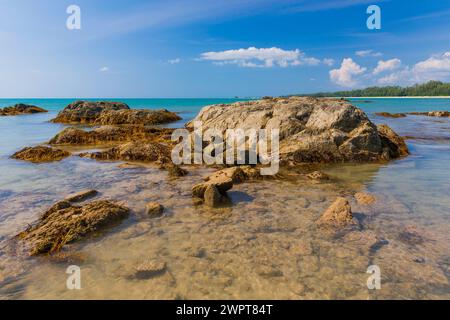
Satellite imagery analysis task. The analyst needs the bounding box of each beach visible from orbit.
[1,97,450,299]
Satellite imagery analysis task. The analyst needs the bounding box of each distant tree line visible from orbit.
[296,81,450,97]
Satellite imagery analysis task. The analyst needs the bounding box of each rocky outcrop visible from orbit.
[375,112,406,118]
[377,124,409,159]
[407,111,450,117]
[11,146,70,163]
[51,100,181,125]
[95,109,181,125]
[316,197,356,228]
[80,141,171,163]
[17,200,129,255]
[187,97,409,163]
[0,104,47,116]
[49,126,174,145]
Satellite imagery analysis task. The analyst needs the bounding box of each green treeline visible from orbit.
[298,81,450,97]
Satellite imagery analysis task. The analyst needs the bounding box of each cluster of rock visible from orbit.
[187,96,409,163]
[192,166,261,207]
[79,141,171,164]
[0,103,47,116]
[51,100,181,125]
[407,111,450,117]
[376,111,450,118]
[375,112,406,118]
[49,125,174,145]
[16,190,129,255]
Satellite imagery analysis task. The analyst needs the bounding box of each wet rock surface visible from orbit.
[0,104,47,116]
[51,100,181,125]
[49,126,174,145]
[16,199,130,255]
[354,192,376,205]
[11,146,70,163]
[375,112,407,118]
[407,111,450,117]
[187,96,408,163]
[80,141,171,164]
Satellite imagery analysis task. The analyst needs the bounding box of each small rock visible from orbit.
[354,192,376,205]
[146,202,164,217]
[316,197,356,228]
[134,260,167,279]
[307,171,330,181]
[166,164,188,177]
[65,189,98,203]
[204,185,229,208]
[398,225,424,245]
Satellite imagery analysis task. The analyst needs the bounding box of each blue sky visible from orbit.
[0,0,449,98]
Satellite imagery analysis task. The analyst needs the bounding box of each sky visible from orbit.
[0,0,450,98]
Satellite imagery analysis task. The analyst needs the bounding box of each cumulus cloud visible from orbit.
[199,47,326,68]
[329,58,367,87]
[355,50,382,58]
[168,58,181,64]
[373,58,401,75]
[377,53,450,85]
[99,66,109,72]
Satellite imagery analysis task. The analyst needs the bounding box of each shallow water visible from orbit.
[0,98,449,299]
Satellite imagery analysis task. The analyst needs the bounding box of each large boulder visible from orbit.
[80,141,171,163]
[49,125,174,145]
[0,103,47,116]
[16,200,129,255]
[51,100,181,125]
[187,97,408,163]
[11,146,70,163]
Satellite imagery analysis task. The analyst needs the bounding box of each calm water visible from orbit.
[0,98,449,299]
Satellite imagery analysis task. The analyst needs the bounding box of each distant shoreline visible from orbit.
[332,96,450,99]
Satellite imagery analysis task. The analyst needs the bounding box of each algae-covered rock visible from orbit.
[11,146,70,163]
[17,200,130,255]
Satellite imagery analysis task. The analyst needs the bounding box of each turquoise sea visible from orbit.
[1,97,450,299]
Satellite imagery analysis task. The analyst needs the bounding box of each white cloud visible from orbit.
[355,50,382,57]
[199,47,326,68]
[323,58,335,66]
[168,58,181,64]
[414,54,450,73]
[375,53,450,85]
[329,58,367,87]
[99,66,109,72]
[373,58,401,75]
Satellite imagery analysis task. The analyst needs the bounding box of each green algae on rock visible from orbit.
[11,146,70,163]
[0,103,47,116]
[51,100,181,125]
[16,200,130,255]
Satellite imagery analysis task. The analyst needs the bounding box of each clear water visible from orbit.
[0,98,449,299]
